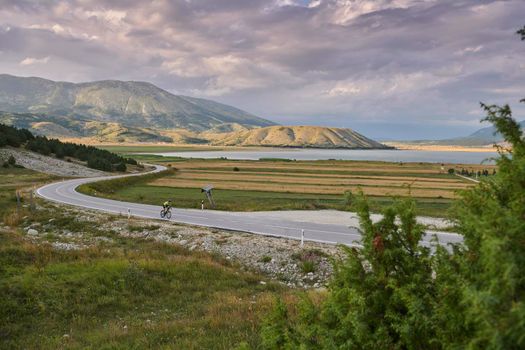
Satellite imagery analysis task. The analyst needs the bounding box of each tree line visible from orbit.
[0,123,137,172]
[259,26,525,350]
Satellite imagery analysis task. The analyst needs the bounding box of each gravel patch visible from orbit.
[0,148,106,177]
[230,209,452,230]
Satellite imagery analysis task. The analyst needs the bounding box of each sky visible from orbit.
[0,0,524,140]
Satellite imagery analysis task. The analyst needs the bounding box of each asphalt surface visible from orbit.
[36,165,463,247]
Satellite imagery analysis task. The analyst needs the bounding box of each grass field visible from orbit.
[80,158,495,216]
[0,166,294,349]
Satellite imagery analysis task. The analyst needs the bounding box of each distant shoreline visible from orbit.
[383,142,498,153]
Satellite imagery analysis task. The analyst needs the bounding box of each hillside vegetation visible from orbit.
[0,123,136,172]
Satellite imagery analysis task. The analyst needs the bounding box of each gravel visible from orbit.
[0,148,106,177]
[231,209,453,230]
[23,203,342,289]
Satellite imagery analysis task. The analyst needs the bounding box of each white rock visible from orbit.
[179,240,188,245]
[260,281,267,285]
[27,228,38,235]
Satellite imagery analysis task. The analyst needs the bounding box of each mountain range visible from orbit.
[408,121,525,146]
[0,74,274,131]
[0,74,387,149]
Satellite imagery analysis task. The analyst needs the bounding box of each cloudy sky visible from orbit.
[1,0,524,139]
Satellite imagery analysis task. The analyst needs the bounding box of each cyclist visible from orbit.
[162,199,172,211]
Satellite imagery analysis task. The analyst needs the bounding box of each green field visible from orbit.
[77,157,486,216]
[81,182,453,215]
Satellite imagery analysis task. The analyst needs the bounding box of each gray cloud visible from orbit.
[0,0,524,138]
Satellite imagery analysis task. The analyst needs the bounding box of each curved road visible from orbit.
[37,165,462,247]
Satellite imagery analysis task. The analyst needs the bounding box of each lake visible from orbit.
[148,148,498,164]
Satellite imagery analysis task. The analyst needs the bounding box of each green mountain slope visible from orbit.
[0,74,275,132]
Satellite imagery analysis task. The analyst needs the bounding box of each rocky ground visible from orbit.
[0,148,106,177]
[9,201,343,289]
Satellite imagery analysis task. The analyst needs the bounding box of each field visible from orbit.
[81,158,495,216]
[0,166,294,349]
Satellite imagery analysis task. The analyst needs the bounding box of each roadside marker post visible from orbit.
[127,208,131,219]
[301,229,304,247]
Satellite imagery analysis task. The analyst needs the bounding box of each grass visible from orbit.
[0,231,289,349]
[0,167,58,219]
[0,166,294,349]
[78,158,481,216]
[260,256,272,263]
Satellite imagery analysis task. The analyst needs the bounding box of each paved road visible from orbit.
[36,165,462,247]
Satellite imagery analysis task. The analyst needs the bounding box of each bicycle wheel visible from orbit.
[160,209,165,218]
[165,210,172,219]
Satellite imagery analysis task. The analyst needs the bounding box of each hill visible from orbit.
[209,125,390,149]
[0,74,276,132]
[0,123,136,172]
[0,75,388,149]
[402,121,525,146]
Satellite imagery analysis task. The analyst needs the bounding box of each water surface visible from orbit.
[148,148,497,164]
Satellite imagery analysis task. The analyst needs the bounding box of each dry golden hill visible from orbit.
[209,125,389,149]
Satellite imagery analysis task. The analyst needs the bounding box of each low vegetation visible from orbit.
[0,166,293,349]
[0,123,136,172]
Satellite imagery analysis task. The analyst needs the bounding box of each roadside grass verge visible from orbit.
[0,167,58,219]
[78,168,176,195]
[1,166,295,348]
[0,230,290,349]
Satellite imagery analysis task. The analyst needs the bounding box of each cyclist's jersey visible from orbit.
[163,201,171,208]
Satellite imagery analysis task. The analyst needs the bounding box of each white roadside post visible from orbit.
[301,229,304,247]
[127,208,131,219]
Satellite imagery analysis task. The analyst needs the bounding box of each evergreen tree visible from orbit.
[262,195,439,349]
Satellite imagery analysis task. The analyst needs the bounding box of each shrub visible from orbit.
[299,260,316,273]
[343,190,354,206]
[7,155,16,166]
[260,256,272,263]
[115,162,127,172]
